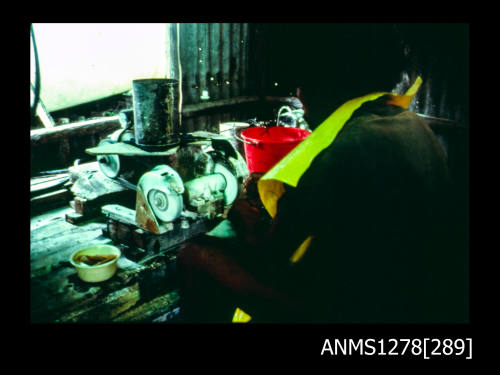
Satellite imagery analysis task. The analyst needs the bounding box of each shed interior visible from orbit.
[29,22,469,325]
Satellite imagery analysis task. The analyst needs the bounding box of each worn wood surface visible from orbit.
[31,188,73,216]
[85,141,180,156]
[30,116,121,146]
[31,207,111,274]
[69,163,130,201]
[31,158,185,323]
[101,205,219,262]
[65,162,136,223]
[31,206,181,323]
[113,290,180,322]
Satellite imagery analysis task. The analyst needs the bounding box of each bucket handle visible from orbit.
[230,123,258,145]
[219,122,256,145]
[276,106,296,128]
[233,132,257,145]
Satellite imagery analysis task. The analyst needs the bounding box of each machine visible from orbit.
[85,79,249,254]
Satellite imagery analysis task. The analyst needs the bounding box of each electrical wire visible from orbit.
[30,24,41,126]
[176,23,183,123]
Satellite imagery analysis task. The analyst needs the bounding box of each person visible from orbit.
[175,24,469,323]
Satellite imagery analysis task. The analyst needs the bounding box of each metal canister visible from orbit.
[132,78,180,147]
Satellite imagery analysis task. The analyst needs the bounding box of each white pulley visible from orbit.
[96,140,121,179]
[214,163,239,206]
[138,165,184,223]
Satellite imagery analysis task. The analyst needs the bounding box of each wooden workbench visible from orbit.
[30,206,181,323]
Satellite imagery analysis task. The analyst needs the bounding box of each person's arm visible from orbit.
[226,172,272,247]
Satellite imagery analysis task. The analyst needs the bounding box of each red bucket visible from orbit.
[240,126,311,173]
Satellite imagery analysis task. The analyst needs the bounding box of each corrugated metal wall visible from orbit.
[399,67,469,126]
[397,24,469,126]
[178,23,254,105]
[175,23,270,135]
[411,75,468,125]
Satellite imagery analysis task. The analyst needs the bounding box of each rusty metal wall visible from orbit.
[179,23,254,105]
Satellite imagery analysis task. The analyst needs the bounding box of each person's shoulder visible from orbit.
[345,104,429,141]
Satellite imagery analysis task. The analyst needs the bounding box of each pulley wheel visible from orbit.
[146,187,183,223]
[214,163,239,206]
[97,140,120,179]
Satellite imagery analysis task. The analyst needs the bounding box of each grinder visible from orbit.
[88,78,249,237]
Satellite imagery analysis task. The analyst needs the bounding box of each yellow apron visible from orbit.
[233,77,422,322]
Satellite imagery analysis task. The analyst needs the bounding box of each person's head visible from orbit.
[286,23,411,128]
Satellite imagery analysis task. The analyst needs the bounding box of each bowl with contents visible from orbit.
[69,244,121,282]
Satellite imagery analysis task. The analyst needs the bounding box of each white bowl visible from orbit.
[69,245,121,283]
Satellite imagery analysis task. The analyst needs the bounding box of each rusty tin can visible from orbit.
[132,78,180,147]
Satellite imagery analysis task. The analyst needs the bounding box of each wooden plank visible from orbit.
[31,249,145,322]
[85,141,180,156]
[57,283,141,323]
[152,306,181,322]
[102,204,137,226]
[65,211,87,225]
[73,197,88,215]
[182,95,260,116]
[30,188,72,215]
[113,289,180,322]
[30,218,110,273]
[67,162,135,223]
[31,206,74,232]
[103,211,217,255]
[31,173,69,186]
[70,168,130,201]
[31,245,177,323]
[31,265,102,322]
[30,116,121,145]
[30,175,70,196]
[31,202,183,323]
[68,161,100,182]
